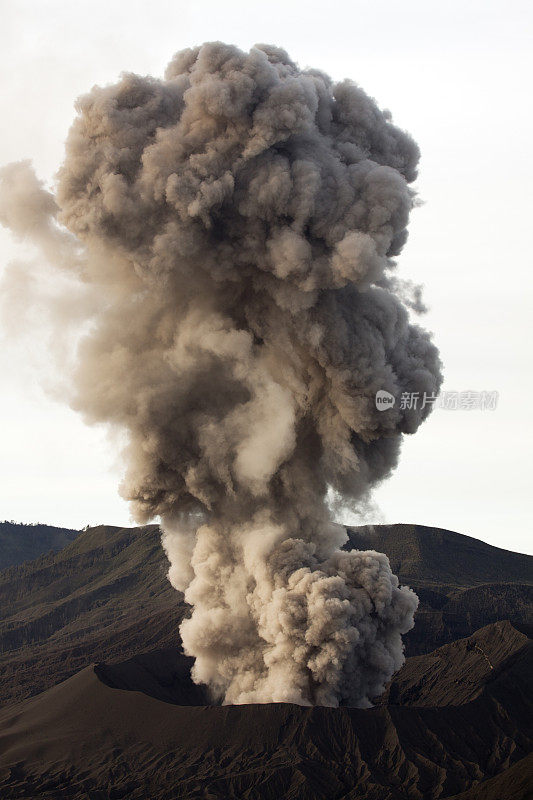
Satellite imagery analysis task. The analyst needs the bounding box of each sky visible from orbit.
[1,0,531,554]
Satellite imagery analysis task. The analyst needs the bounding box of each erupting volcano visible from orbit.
[0,42,442,707]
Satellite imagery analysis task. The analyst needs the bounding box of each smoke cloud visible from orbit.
[0,43,442,706]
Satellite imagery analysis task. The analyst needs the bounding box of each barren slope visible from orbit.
[0,523,531,706]
[0,522,79,570]
[347,524,533,654]
[0,621,531,800]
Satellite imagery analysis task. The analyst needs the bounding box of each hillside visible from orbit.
[382,619,532,707]
[0,523,531,706]
[347,524,533,654]
[0,522,79,570]
[0,621,531,799]
[0,524,183,705]
[446,753,533,800]
[346,524,532,586]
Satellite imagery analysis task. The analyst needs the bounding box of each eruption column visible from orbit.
[0,42,442,706]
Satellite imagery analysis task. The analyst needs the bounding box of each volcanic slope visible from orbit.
[347,524,533,654]
[0,522,79,570]
[0,524,182,705]
[0,620,531,800]
[0,523,531,705]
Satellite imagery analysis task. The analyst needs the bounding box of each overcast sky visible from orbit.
[1,0,531,554]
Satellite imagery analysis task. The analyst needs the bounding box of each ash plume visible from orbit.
[0,43,442,706]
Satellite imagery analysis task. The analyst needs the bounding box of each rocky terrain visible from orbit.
[347,524,533,654]
[0,523,531,707]
[0,524,182,705]
[0,620,531,799]
[0,522,79,570]
[0,523,531,797]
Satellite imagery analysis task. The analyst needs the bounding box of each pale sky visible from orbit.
[1,0,532,554]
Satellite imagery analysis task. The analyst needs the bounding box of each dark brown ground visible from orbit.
[0,523,531,798]
[348,523,533,655]
[0,620,531,799]
[0,522,79,570]
[0,524,185,706]
[0,523,531,707]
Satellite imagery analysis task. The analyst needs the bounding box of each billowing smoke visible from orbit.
[0,43,442,707]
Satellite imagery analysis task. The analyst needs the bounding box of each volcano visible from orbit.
[0,619,531,799]
[0,523,531,798]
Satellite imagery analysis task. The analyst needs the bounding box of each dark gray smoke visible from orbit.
[0,42,442,706]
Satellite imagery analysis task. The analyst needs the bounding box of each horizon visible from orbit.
[3,517,531,558]
[1,6,531,791]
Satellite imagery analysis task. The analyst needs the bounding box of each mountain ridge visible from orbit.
[0,522,531,707]
[346,523,532,586]
[0,522,79,571]
[0,522,531,798]
[0,620,531,799]
[346,524,533,655]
